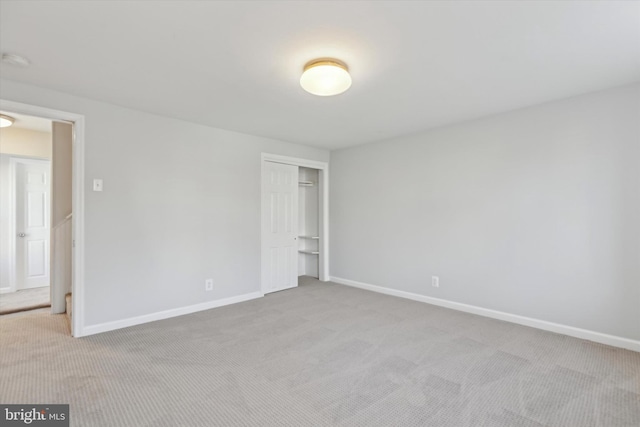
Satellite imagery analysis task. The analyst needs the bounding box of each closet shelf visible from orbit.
[298,250,319,255]
[298,235,320,239]
[298,181,315,187]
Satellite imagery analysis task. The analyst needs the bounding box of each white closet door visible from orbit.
[262,161,299,293]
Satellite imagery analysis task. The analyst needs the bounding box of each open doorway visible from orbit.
[0,100,85,337]
[298,166,320,279]
[0,111,73,328]
[0,113,53,314]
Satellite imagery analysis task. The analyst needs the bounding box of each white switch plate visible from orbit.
[432,276,439,288]
[205,279,213,291]
[93,179,103,192]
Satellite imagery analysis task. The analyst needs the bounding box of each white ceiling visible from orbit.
[0,111,52,133]
[1,1,638,150]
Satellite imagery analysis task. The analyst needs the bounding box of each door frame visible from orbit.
[260,153,329,295]
[6,156,51,293]
[0,99,85,337]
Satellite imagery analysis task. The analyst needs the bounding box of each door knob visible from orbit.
[18,233,26,237]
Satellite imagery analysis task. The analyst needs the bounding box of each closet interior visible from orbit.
[298,167,319,279]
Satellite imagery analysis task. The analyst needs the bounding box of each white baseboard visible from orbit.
[80,291,263,337]
[331,276,640,353]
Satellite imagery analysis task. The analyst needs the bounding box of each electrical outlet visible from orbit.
[431,276,439,288]
[205,279,213,291]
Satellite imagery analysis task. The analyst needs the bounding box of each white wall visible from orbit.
[51,121,74,312]
[1,79,329,329]
[0,126,51,158]
[51,121,72,227]
[330,83,640,342]
[0,155,13,290]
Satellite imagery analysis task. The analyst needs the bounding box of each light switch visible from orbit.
[93,179,103,192]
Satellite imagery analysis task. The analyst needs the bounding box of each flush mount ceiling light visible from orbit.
[300,59,351,96]
[1,53,30,68]
[0,114,15,128]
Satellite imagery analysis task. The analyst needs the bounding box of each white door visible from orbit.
[262,161,298,294]
[15,159,51,290]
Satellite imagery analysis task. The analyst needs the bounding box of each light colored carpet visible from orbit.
[0,286,50,315]
[0,307,50,319]
[1,276,638,426]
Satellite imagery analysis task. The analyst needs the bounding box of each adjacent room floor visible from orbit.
[1,277,638,426]
[0,286,50,315]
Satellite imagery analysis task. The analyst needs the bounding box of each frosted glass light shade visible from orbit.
[0,114,14,128]
[300,60,351,96]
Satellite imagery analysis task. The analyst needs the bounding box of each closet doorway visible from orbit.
[260,153,329,295]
